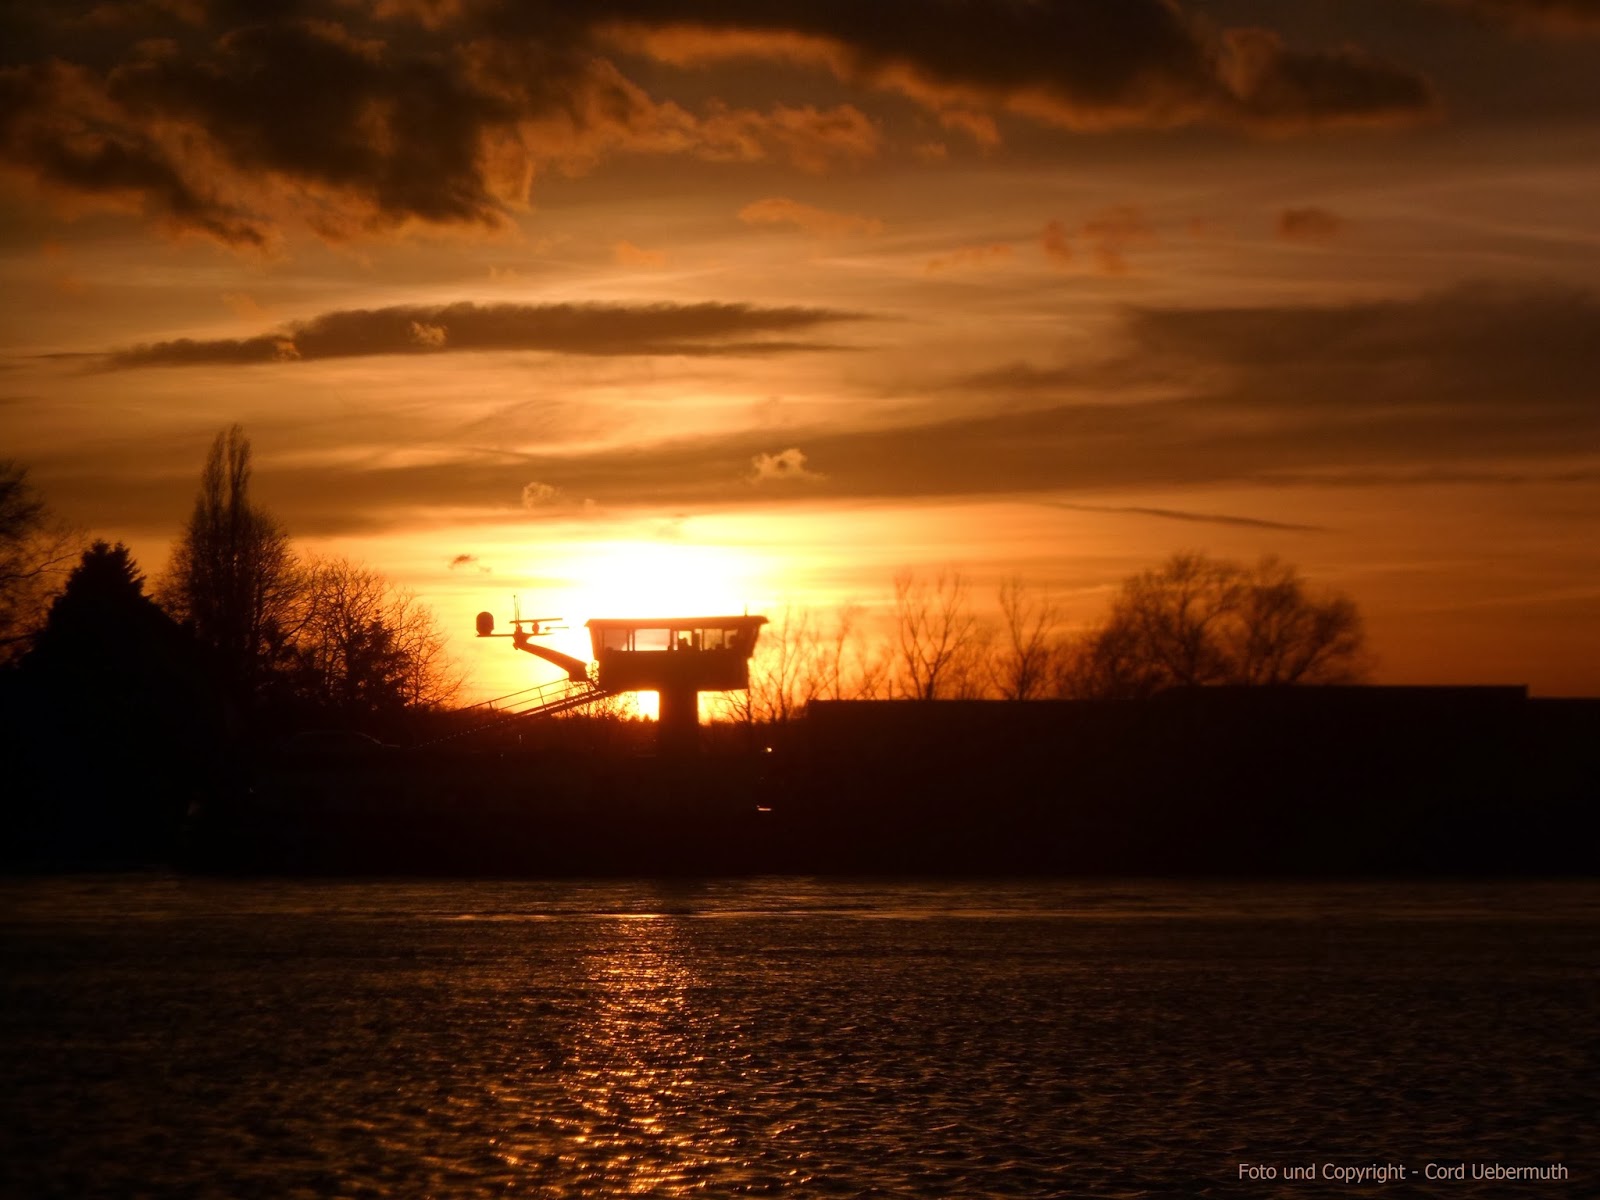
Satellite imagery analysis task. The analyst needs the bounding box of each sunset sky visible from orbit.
[4,0,1599,700]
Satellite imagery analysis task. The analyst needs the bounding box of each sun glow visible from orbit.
[455,537,777,711]
[562,539,767,620]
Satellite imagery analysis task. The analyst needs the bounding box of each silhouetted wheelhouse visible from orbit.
[588,616,767,745]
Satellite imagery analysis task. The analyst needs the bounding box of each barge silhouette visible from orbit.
[194,685,1597,877]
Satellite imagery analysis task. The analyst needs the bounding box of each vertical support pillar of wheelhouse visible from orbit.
[657,684,699,753]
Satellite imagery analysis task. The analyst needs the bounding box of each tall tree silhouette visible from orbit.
[11,542,220,864]
[162,426,298,697]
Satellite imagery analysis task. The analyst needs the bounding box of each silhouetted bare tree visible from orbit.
[802,601,893,701]
[992,576,1062,700]
[0,461,77,664]
[1063,552,1369,698]
[161,426,299,693]
[713,601,893,725]
[1227,556,1368,685]
[288,556,458,722]
[735,604,820,724]
[893,569,983,699]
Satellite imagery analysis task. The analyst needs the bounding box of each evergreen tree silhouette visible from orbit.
[6,542,225,865]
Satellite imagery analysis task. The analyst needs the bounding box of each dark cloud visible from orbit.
[205,281,1599,530]
[0,5,884,246]
[920,281,1600,494]
[33,279,1598,537]
[1254,465,1600,488]
[1442,1,1600,34]
[1119,282,1600,416]
[43,280,1600,534]
[107,21,517,234]
[0,60,272,247]
[600,0,1437,134]
[0,1,1437,248]
[1216,27,1438,131]
[479,281,1597,511]
[102,300,865,367]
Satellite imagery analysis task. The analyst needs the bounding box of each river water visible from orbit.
[2,877,1595,1198]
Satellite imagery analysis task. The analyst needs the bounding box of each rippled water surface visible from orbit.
[3,877,1596,1198]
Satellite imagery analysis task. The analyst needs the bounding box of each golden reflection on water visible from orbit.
[8,881,1600,1197]
[494,915,739,1195]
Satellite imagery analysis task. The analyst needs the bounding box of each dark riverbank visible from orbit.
[158,687,1600,876]
[6,686,1595,877]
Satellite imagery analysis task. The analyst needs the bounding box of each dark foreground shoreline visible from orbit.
[9,687,1597,877]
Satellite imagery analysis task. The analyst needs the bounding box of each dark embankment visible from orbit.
[784,688,1596,875]
[161,686,1597,877]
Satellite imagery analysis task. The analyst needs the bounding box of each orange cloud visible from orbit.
[695,102,882,173]
[1042,207,1157,275]
[925,243,1014,273]
[221,291,270,321]
[1278,207,1345,243]
[598,23,844,73]
[1040,219,1073,268]
[521,481,562,508]
[938,109,1001,149]
[1081,205,1158,275]
[738,197,884,238]
[613,240,667,268]
[1186,217,1232,240]
[407,320,448,348]
[749,447,824,484]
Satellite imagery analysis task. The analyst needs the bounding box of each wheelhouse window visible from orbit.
[590,617,765,657]
[632,627,671,652]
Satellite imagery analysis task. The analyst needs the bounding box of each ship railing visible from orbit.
[415,675,618,746]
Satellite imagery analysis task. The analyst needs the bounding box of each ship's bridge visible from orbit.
[471,610,766,750]
[587,616,766,695]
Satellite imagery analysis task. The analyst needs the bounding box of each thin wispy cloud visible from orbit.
[1047,503,1326,533]
[737,197,883,238]
[1278,207,1344,243]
